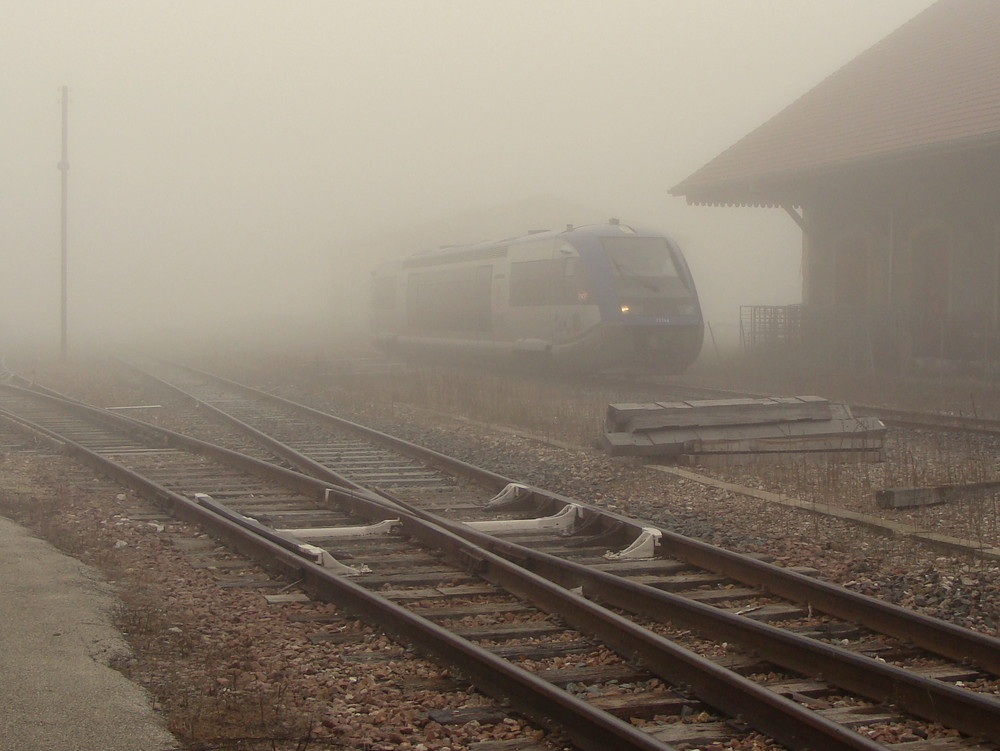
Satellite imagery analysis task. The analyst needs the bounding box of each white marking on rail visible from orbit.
[466,503,580,533]
[277,518,401,539]
[604,527,661,560]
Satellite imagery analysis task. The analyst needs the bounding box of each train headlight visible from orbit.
[620,304,631,314]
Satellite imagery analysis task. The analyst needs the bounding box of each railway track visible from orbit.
[11,361,1000,748]
[0,382,681,750]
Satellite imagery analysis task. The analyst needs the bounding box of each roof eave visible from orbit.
[671,129,1000,208]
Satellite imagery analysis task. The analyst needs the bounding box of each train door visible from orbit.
[502,239,556,352]
[550,241,593,345]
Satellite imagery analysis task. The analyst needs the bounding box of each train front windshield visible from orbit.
[600,237,689,297]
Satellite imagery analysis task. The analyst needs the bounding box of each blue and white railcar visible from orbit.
[370,222,703,373]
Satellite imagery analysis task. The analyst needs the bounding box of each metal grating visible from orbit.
[740,304,802,351]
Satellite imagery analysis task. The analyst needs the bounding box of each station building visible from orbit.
[671,0,1000,372]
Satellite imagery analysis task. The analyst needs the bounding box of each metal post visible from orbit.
[58,85,69,360]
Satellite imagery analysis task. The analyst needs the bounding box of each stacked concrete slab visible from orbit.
[599,396,885,466]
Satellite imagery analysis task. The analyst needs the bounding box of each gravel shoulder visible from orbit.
[3,353,999,751]
[260,359,1000,638]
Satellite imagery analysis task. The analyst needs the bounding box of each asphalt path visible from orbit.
[0,515,178,751]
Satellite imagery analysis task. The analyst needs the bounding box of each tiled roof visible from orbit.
[671,0,1000,205]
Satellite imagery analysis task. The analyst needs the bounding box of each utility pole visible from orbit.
[58,85,69,360]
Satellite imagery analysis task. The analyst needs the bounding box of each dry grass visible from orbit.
[304,354,1000,547]
[0,455,342,751]
[327,361,614,448]
[688,343,1000,419]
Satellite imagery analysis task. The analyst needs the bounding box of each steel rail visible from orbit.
[176,391,1000,746]
[853,403,1000,433]
[0,383,891,751]
[113,364,1000,743]
[123,358,515,490]
[127,359,1000,678]
[392,492,1000,745]
[0,385,671,751]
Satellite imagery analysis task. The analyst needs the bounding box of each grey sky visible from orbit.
[3,1,935,351]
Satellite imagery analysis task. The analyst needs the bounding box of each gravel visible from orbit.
[261,360,1000,638]
[4,353,1000,750]
[0,449,554,751]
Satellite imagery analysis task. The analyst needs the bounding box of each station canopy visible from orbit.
[670,0,1000,208]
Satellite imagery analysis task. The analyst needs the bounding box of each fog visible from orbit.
[2,0,935,355]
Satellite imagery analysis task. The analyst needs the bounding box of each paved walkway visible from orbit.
[0,514,179,751]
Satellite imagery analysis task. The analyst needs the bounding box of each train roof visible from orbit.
[369,222,683,275]
[406,221,670,260]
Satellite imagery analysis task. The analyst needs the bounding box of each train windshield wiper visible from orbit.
[610,257,660,292]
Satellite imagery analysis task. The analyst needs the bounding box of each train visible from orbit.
[369,221,704,374]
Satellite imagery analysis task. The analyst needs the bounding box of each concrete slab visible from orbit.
[0,514,179,751]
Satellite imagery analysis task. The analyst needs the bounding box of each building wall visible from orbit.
[800,178,1000,366]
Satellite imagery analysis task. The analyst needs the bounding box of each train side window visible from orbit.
[406,266,493,331]
[510,260,555,306]
[511,258,590,306]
